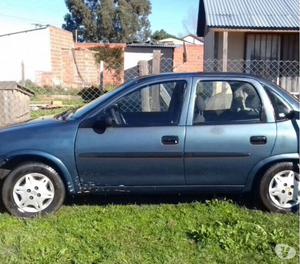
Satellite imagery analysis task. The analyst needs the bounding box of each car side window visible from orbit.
[106,80,187,127]
[193,81,262,125]
[265,89,291,121]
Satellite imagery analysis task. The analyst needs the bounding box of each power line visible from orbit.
[0,12,50,25]
[0,26,49,38]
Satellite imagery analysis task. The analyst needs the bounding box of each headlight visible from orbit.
[0,157,6,167]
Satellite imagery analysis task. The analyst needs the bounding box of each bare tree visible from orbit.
[182,7,198,35]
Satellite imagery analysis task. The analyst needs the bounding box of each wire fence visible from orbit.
[0,58,299,128]
[204,59,300,95]
[124,57,174,82]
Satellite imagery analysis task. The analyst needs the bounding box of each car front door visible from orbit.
[184,77,277,188]
[75,78,190,187]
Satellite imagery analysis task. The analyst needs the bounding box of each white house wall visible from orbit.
[204,30,215,61]
[124,47,174,71]
[183,36,203,45]
[204,31,245,62]
[124,49,154,71]
[0,27,52,82]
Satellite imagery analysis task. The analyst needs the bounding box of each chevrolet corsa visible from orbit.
[0,73,299,217]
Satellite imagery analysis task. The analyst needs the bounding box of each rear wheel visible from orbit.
[259,162,299,213]
[2,163,65,218]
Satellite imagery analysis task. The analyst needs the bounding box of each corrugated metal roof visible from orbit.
[202,0,300,30]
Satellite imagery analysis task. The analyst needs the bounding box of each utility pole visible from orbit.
[21,61,25,85]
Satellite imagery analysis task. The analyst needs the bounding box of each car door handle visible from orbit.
[250,136,267,145]
[162,136,179,145]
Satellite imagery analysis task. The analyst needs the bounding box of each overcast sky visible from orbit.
[0,0,199,36]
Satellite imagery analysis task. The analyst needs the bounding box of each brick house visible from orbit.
[125,43,203,77]
[0,26,76,87]
[173,44,204,73]
[0,25,204,89]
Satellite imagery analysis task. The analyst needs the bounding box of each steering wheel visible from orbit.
[109,105,127,126]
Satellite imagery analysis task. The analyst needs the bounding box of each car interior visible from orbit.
[194,81,262,124]
[105,80,262,127]
[107,81,187,126]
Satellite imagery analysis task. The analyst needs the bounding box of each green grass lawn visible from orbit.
[0,200,298,264]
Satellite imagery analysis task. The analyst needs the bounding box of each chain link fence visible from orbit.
[204,59,300,95]
[118,81,176,113]
[0,57,298,128]
[124,57,174,82]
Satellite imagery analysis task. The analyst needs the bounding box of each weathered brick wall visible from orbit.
[39,32,125,89]
[72,48,100,87]
[35,71,53,87]
[37,28,203,89]
[61,49,76,87]
[173,45,204,73]
[74,43,126,88]
[49,27,75,86]
[74,44,125,88]
[102,67,125,88]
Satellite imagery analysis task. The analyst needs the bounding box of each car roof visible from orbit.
[134,72,264,82]
[133,72,299,110]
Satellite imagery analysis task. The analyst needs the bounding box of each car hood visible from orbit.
[0,117,61,133]
[0,116,79,160]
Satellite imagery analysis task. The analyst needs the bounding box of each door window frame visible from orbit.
[80,77,193,128]
[186,77,275,126]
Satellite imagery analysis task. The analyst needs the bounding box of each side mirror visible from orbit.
[285,110,300,120]
[93,115,113,134]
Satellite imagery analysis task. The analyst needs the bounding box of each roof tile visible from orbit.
[202,0,299,29]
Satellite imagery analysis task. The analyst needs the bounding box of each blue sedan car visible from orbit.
[0,73,299,217]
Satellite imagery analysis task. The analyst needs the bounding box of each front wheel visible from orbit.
[259,162,299,213]
[2,163,65,218]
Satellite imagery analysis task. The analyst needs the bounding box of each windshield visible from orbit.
[56,80,136,120]
[55,105,83,120]
[260,80,300,110]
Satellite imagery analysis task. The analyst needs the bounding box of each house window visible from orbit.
[246,33,299,61]
[245,33,299,86]
[281,34,299,61]
[246,34,281,60]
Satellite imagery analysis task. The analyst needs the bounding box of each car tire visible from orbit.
[2,162,65,218]
[259,162,299,213]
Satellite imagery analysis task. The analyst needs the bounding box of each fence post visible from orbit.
[222,31,228,72]
[151,50,161,111]
[138,60,149,76]
[138,60,150,111]
[99,60,104,93]
[152,50,161,74]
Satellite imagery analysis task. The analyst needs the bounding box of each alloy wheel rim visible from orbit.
[268,170,300,209]
[13,173,55,213]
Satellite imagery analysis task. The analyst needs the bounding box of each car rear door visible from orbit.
[184,77,277,187]
[75,77,191,187]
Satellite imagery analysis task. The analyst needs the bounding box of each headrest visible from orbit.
[195,95,206,113]
[245,95,260,109]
